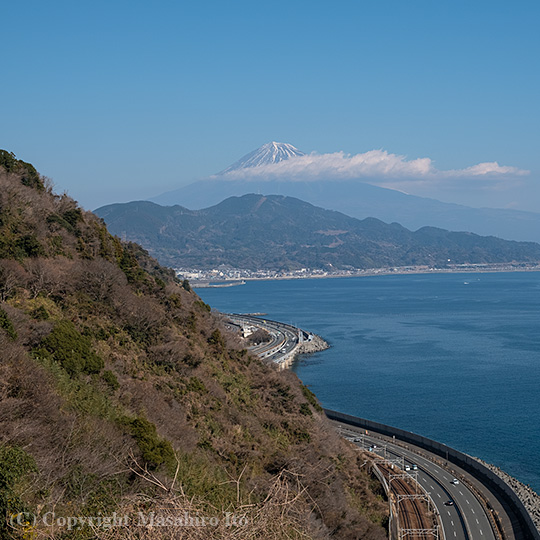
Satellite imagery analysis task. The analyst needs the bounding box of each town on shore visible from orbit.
[176,262,540,287]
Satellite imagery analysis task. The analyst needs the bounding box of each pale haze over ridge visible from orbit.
[206,141,532,211]
[148,141,540,244]
[1,1,538,216]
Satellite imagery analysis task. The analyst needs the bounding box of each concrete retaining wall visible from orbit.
[325,409,540,540]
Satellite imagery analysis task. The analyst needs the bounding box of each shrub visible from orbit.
[167,293,182,308]
[36,320,104,376]
[0,445,37,540]
[46,208,83,237]
[0,149,44,191]
[102,370,120,391]
[62,208,83,228]
[299,403,313,416]
[118,244,146,284]
[186,376,206,394]
[31,305,50,320]
[129,418,175,469]
[301,384,323,412]
[182,353,201,368]
[208,329,225,351]
[194,299,211,312]
[16,233,43,257]
[0,306,17,340]
[46,213,75,233]
[0,233,44,259]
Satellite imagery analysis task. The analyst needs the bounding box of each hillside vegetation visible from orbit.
[0,150,388,540]
[95,195,540,271]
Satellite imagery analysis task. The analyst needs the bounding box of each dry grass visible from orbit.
[0,162,389,540]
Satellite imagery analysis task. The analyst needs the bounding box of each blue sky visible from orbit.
[2,0,539,212]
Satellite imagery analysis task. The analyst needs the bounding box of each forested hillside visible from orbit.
[0,150,388,540]
[96,195,540,271]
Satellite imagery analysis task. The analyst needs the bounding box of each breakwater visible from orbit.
[276,332,329,369]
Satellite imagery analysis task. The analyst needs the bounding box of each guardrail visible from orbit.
[325,409,540,540]
[371,464,398,540]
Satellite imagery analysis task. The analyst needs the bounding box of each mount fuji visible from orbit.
[218,141,305,174]
[148,142,540,243]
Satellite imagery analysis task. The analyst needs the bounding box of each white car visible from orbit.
[451,478,459,485]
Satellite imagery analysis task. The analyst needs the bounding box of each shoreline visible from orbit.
[190,263,540,287]
[474,457,540,533]
[235,314,540,529]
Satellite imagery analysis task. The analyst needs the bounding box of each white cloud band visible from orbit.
[214,150,529,187]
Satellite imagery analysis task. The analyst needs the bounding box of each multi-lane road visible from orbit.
[337,423,496,540]
[226,314,300,362]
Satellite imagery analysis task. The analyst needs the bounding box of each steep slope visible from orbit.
[95,195,540,271]
[0,150,388,540]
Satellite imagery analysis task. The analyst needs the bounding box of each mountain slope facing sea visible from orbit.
[0,150,390,540]
[197,271,540,493]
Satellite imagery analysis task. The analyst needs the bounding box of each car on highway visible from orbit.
[444,500,454,506]
[412,464,418,470]
[451,478,459,485]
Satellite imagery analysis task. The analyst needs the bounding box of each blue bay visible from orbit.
[198,272,540,492]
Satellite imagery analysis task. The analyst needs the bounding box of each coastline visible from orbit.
[189,262,540,288]
[207,274,540,514]
[475,458,540,533]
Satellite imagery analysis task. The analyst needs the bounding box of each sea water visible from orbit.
[197,272,540,492]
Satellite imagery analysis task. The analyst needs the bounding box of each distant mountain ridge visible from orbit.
[96,194,540,271]
[148,142,540,244]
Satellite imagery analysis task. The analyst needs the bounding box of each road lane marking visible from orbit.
[480,530,483,535]
[437,493,441,498]
[471,509,475,514]
[451,521,454,526]
[476,519,479,524]
[466,499,470,504]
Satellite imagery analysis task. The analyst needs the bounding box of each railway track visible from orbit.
[378,462,436,537]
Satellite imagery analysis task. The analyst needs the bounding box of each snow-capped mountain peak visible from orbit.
[218,142,305,174]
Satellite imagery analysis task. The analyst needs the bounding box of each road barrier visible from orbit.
[325,409,540,540]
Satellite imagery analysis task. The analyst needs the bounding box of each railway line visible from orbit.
[338,424,496,540]
[377,462,438,538]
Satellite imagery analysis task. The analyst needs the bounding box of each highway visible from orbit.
[225,314,300,363]
[336,423,496,540]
